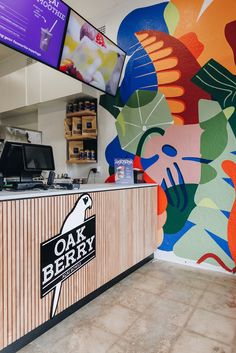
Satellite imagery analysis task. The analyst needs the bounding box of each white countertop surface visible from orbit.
[0,183,157,201]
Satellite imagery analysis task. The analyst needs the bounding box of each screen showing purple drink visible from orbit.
[0,0,69,68]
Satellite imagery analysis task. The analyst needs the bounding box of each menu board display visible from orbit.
[0,1,126,96]
[59,10,126,96]
[0,0,69,68]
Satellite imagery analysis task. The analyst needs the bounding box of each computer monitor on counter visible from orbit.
[0,141,55,182]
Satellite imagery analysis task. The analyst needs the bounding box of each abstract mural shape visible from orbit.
[198,100,235,184]
[135,30,210,125]
[198,99,223,123]
[200,108,229,161]
[225,21,236,66]
[222,160,236,265]
[173,121,236,271]
[164,1,179,35]
[100,89,124,119]
[142,124,202,186]
[172,0,236,73]
[117,3,169,55]
[116,90,173,155]
[101,1,236,273]
[105,136,134,169]
[192,59,236,135]
[163,184,198,234]
[117,3,169,103]
[178,32,204,59]
[119,45,158,104]
[159,220,195,252]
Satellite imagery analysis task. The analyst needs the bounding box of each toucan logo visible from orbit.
[40,193,96,318]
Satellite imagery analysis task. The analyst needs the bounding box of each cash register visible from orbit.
[0,141,55,190]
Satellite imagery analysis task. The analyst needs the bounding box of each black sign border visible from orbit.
[40,214,96,298]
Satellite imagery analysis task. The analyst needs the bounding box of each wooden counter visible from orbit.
[0,184,158,352]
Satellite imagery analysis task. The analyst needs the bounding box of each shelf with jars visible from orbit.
[64,98,97,164]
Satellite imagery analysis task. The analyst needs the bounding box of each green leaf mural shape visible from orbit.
[200,111,228,160]
[192,59,236,136]
[200,164,217,184]
[116,90,173,154]
[198,100,234,184]
[164,1,180,35]
[164,184,197,234]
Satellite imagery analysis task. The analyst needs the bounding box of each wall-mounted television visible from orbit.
[0,0,69,68]
[0,0,126,96]
[59,10,126,96]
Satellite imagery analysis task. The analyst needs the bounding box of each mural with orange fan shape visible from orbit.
[135,30,210,125]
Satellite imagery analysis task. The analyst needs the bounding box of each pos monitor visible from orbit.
[0,141,55,182]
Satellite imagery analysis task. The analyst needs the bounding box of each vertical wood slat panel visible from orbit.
[0,202,3,348]
[3,202,8,347]
[0,187,158,350]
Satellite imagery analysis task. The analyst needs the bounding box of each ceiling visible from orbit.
[0,45,15,61]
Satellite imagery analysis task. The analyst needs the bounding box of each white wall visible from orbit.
[0,111,38,130]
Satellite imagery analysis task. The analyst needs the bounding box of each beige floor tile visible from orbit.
[109,283,157,313]
[172,273,209,290]
[144,262,209,291]
[92,303,139,335]
[208,271,236,287]
[67,297,107,326]
[119,272,146,287]
[109,339,166,353]
[198,291,236,319]
[143,297,193,327]
[207,281,236,296]
[107,341,134,353]
[160,282,204,306]
[187,308,236,344]
[125,272,170,295]
[18,342,45,353]
[171,330,231,353]
[123,315,180,353]
[35,323,117,353]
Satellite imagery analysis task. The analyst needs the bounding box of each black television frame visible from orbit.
[0,0,126,97]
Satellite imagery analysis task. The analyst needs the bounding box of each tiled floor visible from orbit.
[19,260,236,353]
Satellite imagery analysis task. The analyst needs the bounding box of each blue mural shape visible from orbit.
[205,229,232,259]
[159,221,195,251]
[117,3,169,104]
[117,3,169,54]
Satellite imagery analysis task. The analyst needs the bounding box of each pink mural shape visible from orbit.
[135,30,211,125]
[142,124,202,186]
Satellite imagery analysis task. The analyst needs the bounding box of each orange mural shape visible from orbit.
[135,30,210,125]
[179,32,204,59]
[157,185,168,215]
[222,160,236,265]
[172,0,236,74]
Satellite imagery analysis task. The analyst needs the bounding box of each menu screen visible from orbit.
[59,10,126,96]
[0,0,69,68]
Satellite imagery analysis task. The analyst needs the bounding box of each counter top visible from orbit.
[0,183,157,201]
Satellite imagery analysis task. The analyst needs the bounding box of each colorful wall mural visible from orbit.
[99,0,236,273]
